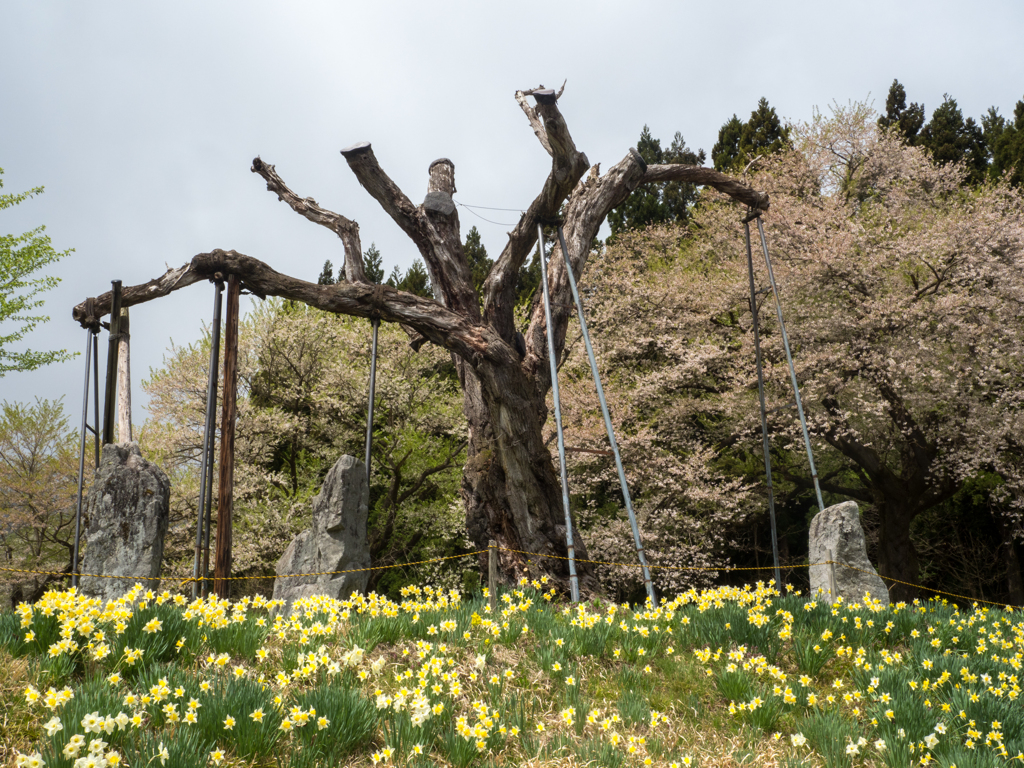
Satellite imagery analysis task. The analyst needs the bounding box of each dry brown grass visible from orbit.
[0,649,36,768]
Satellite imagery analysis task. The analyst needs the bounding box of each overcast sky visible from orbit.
[3,0,1023,426]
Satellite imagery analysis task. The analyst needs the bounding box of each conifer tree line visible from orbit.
[3,80,1024,608]
[610,81,1024,235]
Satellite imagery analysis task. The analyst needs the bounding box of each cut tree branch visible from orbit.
[340,144,478,319]
[251,157,367,283]
[515,88,552,156]
[483,88,591,343]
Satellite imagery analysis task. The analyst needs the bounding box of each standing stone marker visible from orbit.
[79,442,170,602]
[273,455,371,613]
[809,500,889,605]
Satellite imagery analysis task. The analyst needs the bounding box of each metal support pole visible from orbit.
[537,223,579,603]
[101,281,123,445]
[202,429,216,597]
[743,217,781,588]
[364,317,380,488]
[555,225,656,606]
[193,280,223,599]
[92,333,100,468]
[72,328,95,588]
[754,217,825,513]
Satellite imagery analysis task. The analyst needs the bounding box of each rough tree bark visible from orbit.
[73,86,768,594]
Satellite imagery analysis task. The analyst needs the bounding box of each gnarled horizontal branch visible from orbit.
[644,164,770,211]
[72,250,518,368]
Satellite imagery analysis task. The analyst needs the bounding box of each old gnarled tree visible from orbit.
[73,86,767,592]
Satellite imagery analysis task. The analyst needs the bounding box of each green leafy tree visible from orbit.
[712,100,790,173]
[919,95,989,185]
[143,301,467,597]
[463,226,492,296]
[991,97,1024,187]
[0,398,81,606]
[608,127,706,235]
[316,259,336,285]
[1,169,74,376]
[877,79,925,143]
[363,243,385,284]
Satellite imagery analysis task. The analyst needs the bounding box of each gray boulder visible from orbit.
[809,500,889,605]
[272,455,370,613]
[79,442,170,602]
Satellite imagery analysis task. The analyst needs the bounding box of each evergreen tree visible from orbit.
[878,79,925,143]
[364,243,385,284]
[741,98,790,162]
[712,115,744,172]
[609,127,705,235]
[711,99,790,173]
[982,107,1007,155]
[386,260,434,299]
[991,98,1024,187]
[385,264,402,288]
[663,131,706,222]
[317,259,336,285]
[396,259,433,298]
[463,226,492,296]
[609,126,665,234]
[919,95,989,185]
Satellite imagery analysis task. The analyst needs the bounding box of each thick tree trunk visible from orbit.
[993,510,1024,607]
[71,85,767,595]
[462,354,599,591]
[875,494,919,604]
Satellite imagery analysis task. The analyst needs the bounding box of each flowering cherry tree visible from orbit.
[573,102,1024,601]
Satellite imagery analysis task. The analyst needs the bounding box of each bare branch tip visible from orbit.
[341,142,373,158]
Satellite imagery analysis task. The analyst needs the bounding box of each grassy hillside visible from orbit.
[2,579,1022,768]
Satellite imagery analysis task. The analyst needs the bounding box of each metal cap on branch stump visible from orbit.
[533,89,557,105]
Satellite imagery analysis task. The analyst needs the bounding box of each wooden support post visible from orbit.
[117,307,132,443]
[101,281,123,445]
[214,274,241,599]
[828,548,837,603]
[488,540,497,613]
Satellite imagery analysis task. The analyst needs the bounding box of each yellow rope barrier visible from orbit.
[496,547,806,572]
[495,547,1021,609]
[0,550,486,588]
[3,546,1018,609]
